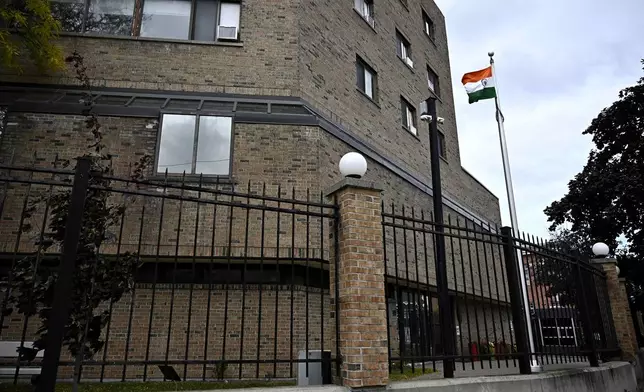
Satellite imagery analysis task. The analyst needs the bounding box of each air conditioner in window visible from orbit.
[405,57,414,68]
[217,25,238,40]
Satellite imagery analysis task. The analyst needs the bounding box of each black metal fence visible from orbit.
[0,161,338,387]
[381,202,620,376]
[516,234,620,365]
[0,161,623,387]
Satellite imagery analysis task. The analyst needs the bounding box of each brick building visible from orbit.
[0,0,505,382]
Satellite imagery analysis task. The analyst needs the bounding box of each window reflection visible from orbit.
[196,116,232,175]
[157,115,196,174]
[49,0,241,42]
[50,0,86,32]
[86,0,135,35]
[140,0,191,40]
[156,114,232,176]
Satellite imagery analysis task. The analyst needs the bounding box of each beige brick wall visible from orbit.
[1,0,501,225]
[299,0,501,223]
[1,285,334,381]
[0,114,330,259]
[0,0,301,96]
[594,261,638,360]
[330,182,388,388]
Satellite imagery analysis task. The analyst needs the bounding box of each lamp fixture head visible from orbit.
[339,152,368,179]
[591,242,610,258]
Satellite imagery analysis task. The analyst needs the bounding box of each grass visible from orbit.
[0,380,295,392]
[389,366,437,381]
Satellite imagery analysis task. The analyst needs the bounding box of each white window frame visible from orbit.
[354,0,374,26]
[423,11,434,39]
[156,113,233,177]
[427,66,439,94]
[364,69,374,99]
[406,106,417,135]
[401,98,417,136]
[357,57,377,101]
[396,31,413,68]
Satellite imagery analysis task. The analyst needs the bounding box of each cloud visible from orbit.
[436,0,644,237]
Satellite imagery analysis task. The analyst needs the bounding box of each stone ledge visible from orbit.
[324,178,384,197]
[591,257,618,266]
[388,361,636,392]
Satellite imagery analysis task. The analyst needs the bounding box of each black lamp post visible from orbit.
[420,97,454,378]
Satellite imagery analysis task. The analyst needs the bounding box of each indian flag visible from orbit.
[461,66,496,104]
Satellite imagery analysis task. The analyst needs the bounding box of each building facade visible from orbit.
[0,0,500,224]
[0,0,505,382]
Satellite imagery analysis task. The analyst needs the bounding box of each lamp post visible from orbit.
[420,97,454,378]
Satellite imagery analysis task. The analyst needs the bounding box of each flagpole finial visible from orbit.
[488,51,495,64]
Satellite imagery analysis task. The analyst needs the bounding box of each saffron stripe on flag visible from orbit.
[461,66,493,84]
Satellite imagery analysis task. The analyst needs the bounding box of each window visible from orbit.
[400,97,417,136]
[354,0,374,27]
[423,11,435,39]
[156,114,232,176]
[356,57,377,101]
[438,131,446,158]
[427,66,440,95]
[396,31,413,68]
[51,0,241,42]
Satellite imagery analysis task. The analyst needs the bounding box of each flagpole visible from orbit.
[488,51,542,372]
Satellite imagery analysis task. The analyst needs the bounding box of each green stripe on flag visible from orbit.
[468,87,496,104]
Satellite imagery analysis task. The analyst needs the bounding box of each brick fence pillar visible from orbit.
[326,178,388,389]
[592,258,638,360]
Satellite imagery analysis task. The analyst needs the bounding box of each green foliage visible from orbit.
[545,59,644,308]
[388,366,436,381]
[530,228,592,308]
[212,361,228,380]
[2,51,151,363]
[1,0,64,71]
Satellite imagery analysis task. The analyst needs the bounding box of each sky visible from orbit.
[434,0,644,238]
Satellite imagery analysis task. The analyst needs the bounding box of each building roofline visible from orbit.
[461,167,500,201]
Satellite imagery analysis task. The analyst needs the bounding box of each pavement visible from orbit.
[402,360,592,380]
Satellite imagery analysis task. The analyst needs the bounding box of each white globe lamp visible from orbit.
[591,242,610,258]
[339,152,367,179]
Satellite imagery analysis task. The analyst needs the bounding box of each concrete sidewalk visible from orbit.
[407,359,591,379]
[180,361,637,392]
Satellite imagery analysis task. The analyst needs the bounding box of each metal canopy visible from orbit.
[0,83,314,122]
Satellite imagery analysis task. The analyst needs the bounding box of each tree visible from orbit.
[2,52,151,371]
[1,0,64,71]
[545,59,644,309]
[530,228,593,308]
